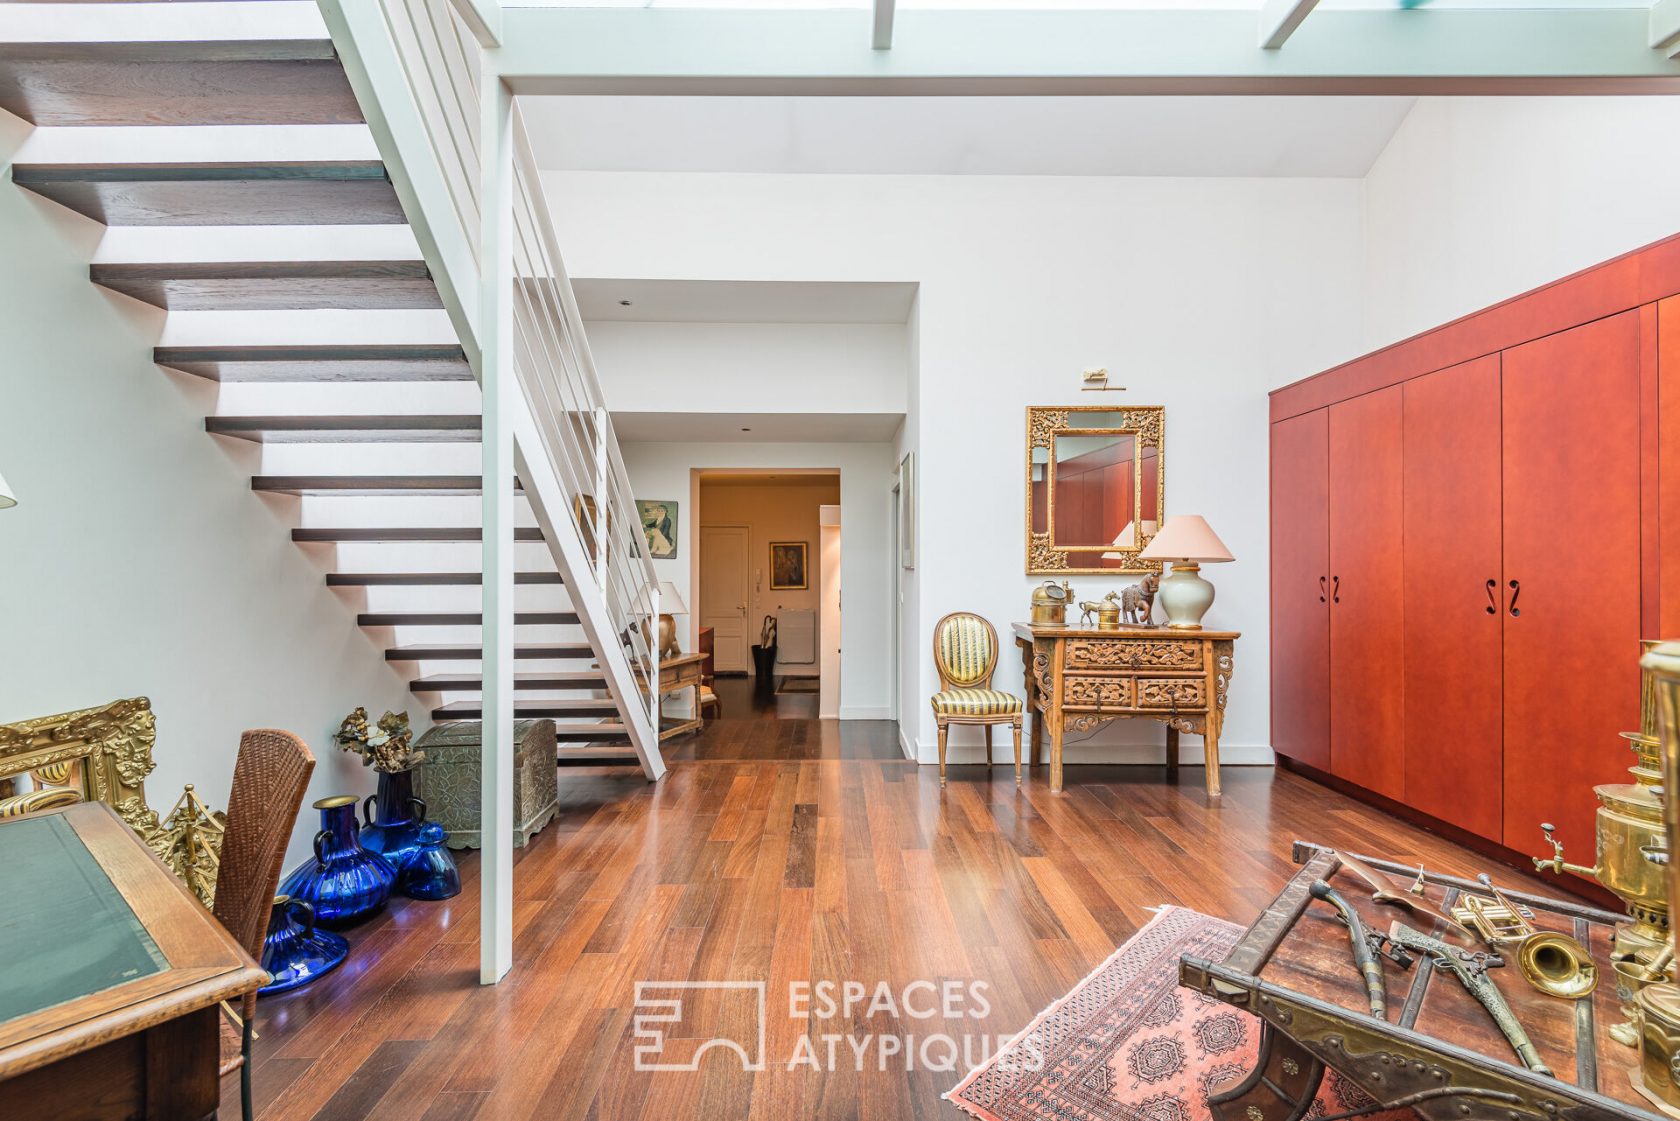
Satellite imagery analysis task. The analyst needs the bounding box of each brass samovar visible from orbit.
[1532,640,1670,968]
[1632,640,1680,1117]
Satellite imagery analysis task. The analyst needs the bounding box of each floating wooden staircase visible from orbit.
[2,2,644,761]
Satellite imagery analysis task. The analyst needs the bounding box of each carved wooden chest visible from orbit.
[412,719,558,850]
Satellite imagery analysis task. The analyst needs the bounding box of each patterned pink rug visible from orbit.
[948,906,1410,1121]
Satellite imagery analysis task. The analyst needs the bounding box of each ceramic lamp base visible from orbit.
[1157,562,1215,630]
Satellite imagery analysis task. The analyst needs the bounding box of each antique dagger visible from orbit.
[1387,920,1554,1077]
[1309,879,1411,1018]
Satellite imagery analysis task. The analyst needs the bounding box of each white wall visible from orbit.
[620,441,898,720]
[589,320,908,418]
[553,171,1367,765]
[1362,97,1680,354]
[0,127,416,871]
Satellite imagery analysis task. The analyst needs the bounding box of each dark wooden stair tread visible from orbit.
[155,344,471,383]
[294,526,545,543]
[94,260,439,311]
[208,415,480,443]
[358,612,580,627]
[327,572,562,587]
[0,42,363,127]
[11,161,403,226]
[410,673,609,692]
[256,475,496,496]
[429,703,630,738]
[386,644,596,661]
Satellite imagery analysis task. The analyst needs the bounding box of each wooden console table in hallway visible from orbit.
[0,801,266,1120]
[1013,623,1238,798]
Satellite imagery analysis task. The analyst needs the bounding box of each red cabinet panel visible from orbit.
[1403,356,1503,841]
[1502,311,1643,852]
[1328,387,1405,800]
[1270,409,1330,771]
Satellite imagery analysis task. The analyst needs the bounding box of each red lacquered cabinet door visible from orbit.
[1503,311,1643,852]
[1329,386,1405,800]
[1270,409,1330,770]
[1403,356,1503,841]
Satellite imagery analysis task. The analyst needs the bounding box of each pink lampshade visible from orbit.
[1138,515,1233,563]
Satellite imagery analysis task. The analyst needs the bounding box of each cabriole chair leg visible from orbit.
[1012,719,1022,785]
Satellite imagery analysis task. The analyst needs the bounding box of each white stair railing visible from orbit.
[318,0,664,777]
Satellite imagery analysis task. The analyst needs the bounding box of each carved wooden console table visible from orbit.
[1012,623,1237,798]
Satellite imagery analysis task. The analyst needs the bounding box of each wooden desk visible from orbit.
[1013,622,1238,798]
[656,652,707,741]
[0,801,266,1120]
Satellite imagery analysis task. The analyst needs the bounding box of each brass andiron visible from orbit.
[1633,640,1680,1118]
[1531,639,1671,969]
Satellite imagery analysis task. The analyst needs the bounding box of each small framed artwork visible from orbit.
[770,541,808,590]
[899,451,916,570]
[636,500,678,560]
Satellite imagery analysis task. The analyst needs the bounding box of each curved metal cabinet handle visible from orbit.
[1508,579,1521,617]
[1318,576,1327,604]
[1331,576,1340,604]
[1485,578,1498,615]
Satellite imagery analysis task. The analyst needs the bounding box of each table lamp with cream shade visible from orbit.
[656,580,688,660]
[0,469,14,509]
[1138,515,1233,630]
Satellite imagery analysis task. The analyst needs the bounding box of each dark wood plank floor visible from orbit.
[235,678,1576,1120]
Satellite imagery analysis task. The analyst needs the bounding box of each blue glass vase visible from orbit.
[360,768,458,899]
[259,895,350,995]
[404,822,462,900]
[278,795,396,929]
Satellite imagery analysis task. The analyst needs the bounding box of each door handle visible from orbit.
[1318,576,1327,604]
[1331,576,1340,604]
[1508,579,1521,618]
[1485,578,1498,615]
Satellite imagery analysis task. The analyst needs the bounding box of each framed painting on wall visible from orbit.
[770,541,808,590]
[636,500,678,559]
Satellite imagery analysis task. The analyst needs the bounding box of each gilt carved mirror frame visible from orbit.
[0,697,159,835]
[1025,405,1165,575]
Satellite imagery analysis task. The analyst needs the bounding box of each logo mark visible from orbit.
[632,981,767,1072]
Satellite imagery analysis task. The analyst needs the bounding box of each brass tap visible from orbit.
[1533,823,1601,879]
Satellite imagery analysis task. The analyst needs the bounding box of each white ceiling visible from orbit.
[574,278,916,322]
[614,411,903,442]
[523,95,1418,178]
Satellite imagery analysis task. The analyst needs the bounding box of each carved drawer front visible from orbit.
[1136,678,1206,710]
[1064,638,1203,671]
[1062,676,1135,709]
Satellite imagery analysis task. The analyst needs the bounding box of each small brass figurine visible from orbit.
[1079,592,1124,630]
[1120,574,1158,626]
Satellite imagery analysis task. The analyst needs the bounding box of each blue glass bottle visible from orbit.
[259,895,350,995]
[360,768,459,899]
[278,795,395,928]
[403,822,462,901]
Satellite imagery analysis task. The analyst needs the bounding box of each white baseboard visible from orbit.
[838,705,893,721]
[898,725,916,761]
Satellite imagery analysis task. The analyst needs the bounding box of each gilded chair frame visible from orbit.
[931,612,1024,786]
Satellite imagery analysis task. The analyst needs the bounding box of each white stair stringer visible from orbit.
[512,402,663,780]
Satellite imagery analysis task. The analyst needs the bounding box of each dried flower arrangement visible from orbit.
[334,707,423,773]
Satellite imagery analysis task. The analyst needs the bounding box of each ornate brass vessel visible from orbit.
[1531,641,1670,968]
[1030,580,1070,625]
[1632,640,1680,1118]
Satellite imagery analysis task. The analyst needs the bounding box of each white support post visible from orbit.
[478,66,515,987]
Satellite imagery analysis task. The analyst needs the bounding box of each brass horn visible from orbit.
[1516,930,1599,998]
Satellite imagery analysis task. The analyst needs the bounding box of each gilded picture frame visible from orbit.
[770,541,809,590]
[0,697,160,836]
[1025,405,1166,575]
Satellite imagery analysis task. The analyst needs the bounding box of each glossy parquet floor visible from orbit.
[236,678,1569,1121]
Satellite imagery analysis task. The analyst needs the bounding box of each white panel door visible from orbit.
[700,525,751,673]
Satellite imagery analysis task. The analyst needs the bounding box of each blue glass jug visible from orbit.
[279,795,396,929]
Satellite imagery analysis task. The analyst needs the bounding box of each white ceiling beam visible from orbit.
[873,0,895,51]
[495,8,1680,95]
[1258,0,1321,50]
[1653,0,1680,53]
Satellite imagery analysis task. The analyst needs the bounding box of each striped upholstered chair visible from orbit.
[930,612,1024,786]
